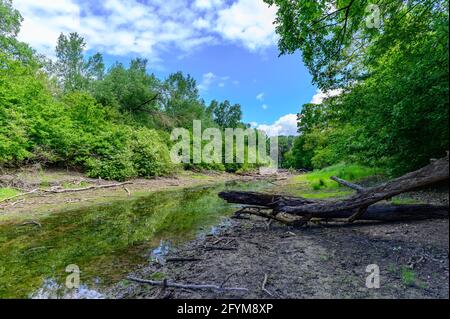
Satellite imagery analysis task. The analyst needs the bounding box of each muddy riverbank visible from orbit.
[0,169,262,222]
[111,215,449,299]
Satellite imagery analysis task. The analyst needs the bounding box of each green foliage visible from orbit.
[130,129,173,177]
[92,59,159,116]
[0,52,173,180]
[0,0,34,64]
[0,2,255,179]
[275,0,448,175]
[401,267,416,287]
[51,32,104,93]
[296,163,383,190]
[208,99,243,129]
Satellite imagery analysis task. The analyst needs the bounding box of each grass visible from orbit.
[301,191,353,199]
[293,163,383,191]
[0,188,20,201]
[62,181,91,189]
[391,198,425,205]
[401,267,416,286]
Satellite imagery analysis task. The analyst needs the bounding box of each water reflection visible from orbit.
[0,180,269,298]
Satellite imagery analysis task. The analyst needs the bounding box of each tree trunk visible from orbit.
[219,155,449,225]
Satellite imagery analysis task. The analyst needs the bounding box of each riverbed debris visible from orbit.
[0,182,133,205]
[126,276,249,293]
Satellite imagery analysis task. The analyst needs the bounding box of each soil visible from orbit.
[109,216,449,299]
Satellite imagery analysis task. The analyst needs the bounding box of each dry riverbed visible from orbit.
[109,179,449,300]
[0,168,252,222]
[1,168,448,299]
[110,216,449,299]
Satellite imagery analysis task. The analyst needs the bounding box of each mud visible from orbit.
[110,216,449,299]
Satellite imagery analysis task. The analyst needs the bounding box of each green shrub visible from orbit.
[85,150,136,181]
[131,129,174,177]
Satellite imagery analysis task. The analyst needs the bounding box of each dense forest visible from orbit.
[274,0,448,175]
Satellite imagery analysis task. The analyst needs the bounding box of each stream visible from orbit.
[0,180,272,298]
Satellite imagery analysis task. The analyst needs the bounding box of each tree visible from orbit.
[0,0,34,63]
[53,32,104,93]
[91,59,160,115]
[268,0,449,174]
[209,100,243,129]
[265,0,448,90]
[161,72,214,129]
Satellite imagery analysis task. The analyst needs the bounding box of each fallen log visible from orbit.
[234,205,448,226]
[42,182,133,193]
[219,155,449,224]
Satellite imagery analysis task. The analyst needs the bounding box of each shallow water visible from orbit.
[0,180,270,298]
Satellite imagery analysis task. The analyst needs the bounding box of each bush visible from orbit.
[131,129,174,177]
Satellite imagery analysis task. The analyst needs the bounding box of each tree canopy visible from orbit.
[268,0,449,174]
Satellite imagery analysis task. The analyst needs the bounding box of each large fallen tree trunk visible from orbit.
[219,155,449,225]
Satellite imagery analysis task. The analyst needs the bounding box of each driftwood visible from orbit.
[126,277,248,293]
[166,257,203,263]
[219,155,449,225]
[42,182,132,193]
[330,176,364,192]
[0,182,133,205]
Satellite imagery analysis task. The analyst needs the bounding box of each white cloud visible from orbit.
[215,0,277,51]
[256,92,264,101]
[257,114,298,137]
[13,0,278,62]
[261,104,268,110]
[198,72,231,91]
[310,89,343,104]
[198,72,217,91]
[194,0,224,10]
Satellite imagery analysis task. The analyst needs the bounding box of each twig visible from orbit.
[166,257,202,263]
[261,274,273,297]
[19,220,42,228]
[220,273,236,288]
[123,186,131,196]
[203,245,238,251]
[127,277,248,293]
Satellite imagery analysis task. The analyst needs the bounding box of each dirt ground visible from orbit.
[110,215,449,299]
[2,167,448,299]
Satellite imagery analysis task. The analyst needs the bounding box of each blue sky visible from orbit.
[14,0,325,135]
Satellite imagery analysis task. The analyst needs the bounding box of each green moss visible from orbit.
[149,272,165,280]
